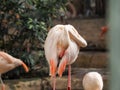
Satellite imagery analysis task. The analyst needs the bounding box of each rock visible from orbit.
[72,52,108,68]
[2,68,108,90]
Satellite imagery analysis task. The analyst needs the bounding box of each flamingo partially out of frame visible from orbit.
[0,51,29,90]
[82,72,103,90]
[44,24,87,90]
[100,26,108,39]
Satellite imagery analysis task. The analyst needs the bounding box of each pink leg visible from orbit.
[2,84,5,90]
[52,76,56,90]
[0,75,5,90]
[67,65,71,90]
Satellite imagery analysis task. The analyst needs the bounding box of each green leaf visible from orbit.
[29,25,33,29]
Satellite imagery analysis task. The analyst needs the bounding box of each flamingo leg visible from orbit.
[52,76,56,90]
[0,74,5,90]
[67,65,71,90]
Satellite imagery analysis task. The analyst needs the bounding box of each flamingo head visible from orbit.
[14,59,29,72]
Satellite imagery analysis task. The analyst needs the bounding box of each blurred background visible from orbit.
[0,0,109,90]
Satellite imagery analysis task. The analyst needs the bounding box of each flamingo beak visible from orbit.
[21,62,29,72]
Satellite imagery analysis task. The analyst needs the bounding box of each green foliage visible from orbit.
[27,18,47,43]
[0,0,67,78]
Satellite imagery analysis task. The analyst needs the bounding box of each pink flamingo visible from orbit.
[44,24,87,90]
[82,72,103,90]
[100,26,108,40]
[0,51,29,90]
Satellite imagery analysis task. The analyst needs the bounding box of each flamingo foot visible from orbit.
[67,87,71,90]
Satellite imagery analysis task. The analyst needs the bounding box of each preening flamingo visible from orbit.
[44,24,87,90]
[0,51,29,90]
[82,72,103,90]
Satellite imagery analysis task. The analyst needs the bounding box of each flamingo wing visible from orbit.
[44,27,60,76]
[44,25,70,77]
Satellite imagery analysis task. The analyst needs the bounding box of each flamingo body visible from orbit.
[83,72,103,90]
[44,24,87,90]
[45,25,69,76]
[0,51,29,90]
